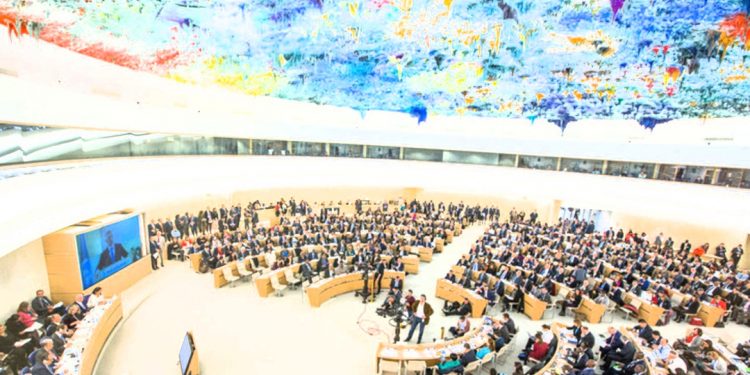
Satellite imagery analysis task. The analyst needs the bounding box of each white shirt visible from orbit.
[265,252,276,266]
[87,294,102,309]
[668,357,687,374]
[541,329,554,344]
[415,302,425,319]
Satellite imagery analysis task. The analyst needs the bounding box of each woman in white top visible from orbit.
[86,287,104,309]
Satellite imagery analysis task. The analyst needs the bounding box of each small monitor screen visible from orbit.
[76,215,143,289]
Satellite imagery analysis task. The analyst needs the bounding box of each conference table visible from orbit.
[255,259,321,297]
[573,297,607,324]
[523,294,549,320]
[435,279,488,318]
[623,292,665,326]
[57,297,123,375]
[696,302,726,328]
[406,245,434,262]
[381,255,420,274]
[306,270,406,307]
[376,327,490,372]
[189,252,202,272]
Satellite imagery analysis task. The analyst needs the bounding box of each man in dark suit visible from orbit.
[31,290,63,317]
[445,270,457,283]
[30,350,55,375]
[300,259,315,284]
[459,342,477,366]
[568,347,590,371]
[389,275,403,292]
[603,336,635,370]
[97,230,129,270]
[634,320,653,343]
[374,259,386,294]
[50,330,66,356]
[578,326,595,349]
[600,326,623,356]
[392,258,405,272]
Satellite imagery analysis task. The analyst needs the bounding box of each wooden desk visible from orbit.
[446,230,454,244]
[189,253,202,272]
[415,246,434,262]
[697,303,724,328]
[435,279,487,318]
[58,297,123,375]
[255,260,320,297]
[523,294,548,321]
[382,255,420,274]
[376,327,490,371]
[307,271,406,307]
[574,297,606,324]
[213,259,260,288]
[624,293,665,326]
[435,238,445,252]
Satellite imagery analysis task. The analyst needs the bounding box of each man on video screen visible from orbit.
[97,230,129,270]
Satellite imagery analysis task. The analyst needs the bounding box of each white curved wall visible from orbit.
[2,156,749,260]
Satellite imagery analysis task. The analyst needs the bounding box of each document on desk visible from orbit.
[53,302,64,309]
[22,322,43,333]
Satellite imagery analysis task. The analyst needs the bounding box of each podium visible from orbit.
[179,331,201,375]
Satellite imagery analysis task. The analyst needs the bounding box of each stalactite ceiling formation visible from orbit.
[2,0,750,126]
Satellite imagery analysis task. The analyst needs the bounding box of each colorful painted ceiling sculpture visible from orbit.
[2,0,750,126]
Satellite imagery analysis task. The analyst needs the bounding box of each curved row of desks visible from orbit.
[435,279,488,318]
[58,297,123,375]
[306,270,406,307]
[533,322,572,375]
[376,327,490,371]
[205,249,420,290]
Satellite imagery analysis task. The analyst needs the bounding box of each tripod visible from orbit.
[389,307,406,344]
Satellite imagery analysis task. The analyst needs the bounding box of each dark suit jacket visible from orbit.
[610,342,636,363]
[571,353,589,370]
[300,263,314,278]
[635,325,653,343]
[30,363,54,375]
[390,278,403,291]
[51,333,66,356]
[31,296,53,316]
[97,243,129,270]
[579,332,595,349]
[460,350,477,366]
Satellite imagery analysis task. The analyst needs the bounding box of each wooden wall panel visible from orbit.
[41,214,152,304]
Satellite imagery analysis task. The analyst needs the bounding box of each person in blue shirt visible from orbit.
[437,353,462,374]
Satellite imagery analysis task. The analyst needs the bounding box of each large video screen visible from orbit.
[76,215,143,289]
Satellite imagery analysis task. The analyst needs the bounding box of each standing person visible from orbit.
[149,237,160,271]
[404,295,433,344]
[374,259,386,294]
[731,245,744,269]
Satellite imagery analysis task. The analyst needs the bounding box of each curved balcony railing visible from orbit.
[1,124,748,189]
